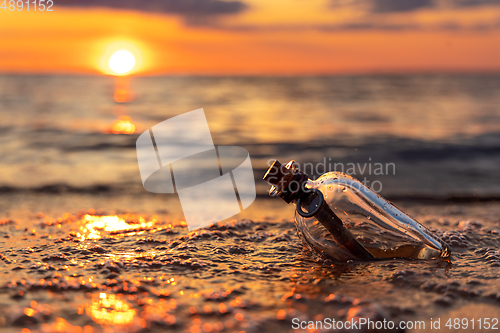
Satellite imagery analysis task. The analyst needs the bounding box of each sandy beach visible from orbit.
[1,74,500,332]
[1,192,500,333]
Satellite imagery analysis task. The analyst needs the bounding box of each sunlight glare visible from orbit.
[109,50,136,75]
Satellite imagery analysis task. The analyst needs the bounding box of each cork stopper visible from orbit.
[263,160,292,185]
[263,160,309,203]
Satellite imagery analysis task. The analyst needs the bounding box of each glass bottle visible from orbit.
[263,160,451,261]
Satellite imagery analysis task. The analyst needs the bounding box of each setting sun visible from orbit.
[109,50,136,75]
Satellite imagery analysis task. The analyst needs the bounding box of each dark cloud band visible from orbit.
[371,0,432,12]
[454,0,500,7]
[56,0,247,16]
[331,0,500,13]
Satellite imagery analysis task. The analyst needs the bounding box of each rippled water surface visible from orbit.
[0,74,499,199]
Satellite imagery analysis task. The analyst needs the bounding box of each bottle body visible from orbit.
[294,171,450,260]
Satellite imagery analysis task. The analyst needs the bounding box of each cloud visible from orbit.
[56,0,248,16]
[453,0,500,7]
[330,0,500,13]
[317,22,419,31]
[371,0,433,13]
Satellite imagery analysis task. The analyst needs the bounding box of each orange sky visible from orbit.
[1,1,500,75]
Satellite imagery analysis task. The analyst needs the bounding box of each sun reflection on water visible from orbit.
[110,115,136,134]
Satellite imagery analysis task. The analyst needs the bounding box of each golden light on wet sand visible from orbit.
[87,293,136,326]
[79,214,157,240]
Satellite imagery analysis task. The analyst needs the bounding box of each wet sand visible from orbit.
[1,193,500,333]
